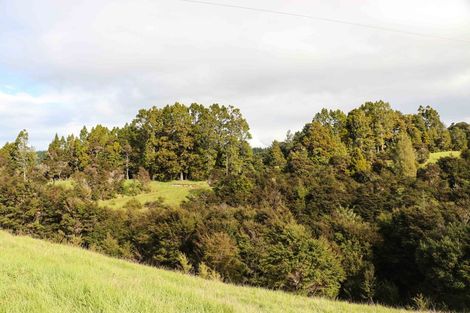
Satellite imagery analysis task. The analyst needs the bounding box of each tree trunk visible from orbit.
[126,154,130,180]
[180,171,184,181]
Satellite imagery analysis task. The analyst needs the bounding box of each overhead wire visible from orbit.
[180,0,470,44]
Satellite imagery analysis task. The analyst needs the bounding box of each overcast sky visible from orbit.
[0,0,469,149]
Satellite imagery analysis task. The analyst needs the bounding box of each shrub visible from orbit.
[121,180,142,196]
[177,253,193,274]
[257,222,345,298]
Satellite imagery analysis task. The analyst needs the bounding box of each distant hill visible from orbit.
[0,231,420,313]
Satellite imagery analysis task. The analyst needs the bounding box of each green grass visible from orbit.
[99,180,210,209]
[0,231,422,313]
[49,179,75,190]
[423,151,461,166]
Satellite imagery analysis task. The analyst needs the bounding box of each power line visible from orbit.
[180,0,470,44]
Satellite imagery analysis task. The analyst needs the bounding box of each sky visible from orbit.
[0,0,469,149]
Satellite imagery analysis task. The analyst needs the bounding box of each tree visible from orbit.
[76,127,91,170]
[298,121,348,165]
[44,134,70,180]
[210,104,251,175]
[313,108,347,139]
[12,130,36,181]
[416,105,451,152]
[199,232,246,282]
[188,103,218,180]
[346,109,374,158]
[265,140,286,170]
[416,223,470,310]
[130,206,195,267]
[131,103,251,180]
[257,222,345,298]
[318,208,379,301]
[392,132,417,177]
[448,122,470,151]
[286,147,315,177]
[86,125,123,173]
[359,101,399,154]
[161,103,194,180]
[114,125,137,180]
[350,147,370,173]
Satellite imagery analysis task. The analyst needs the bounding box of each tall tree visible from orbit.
[358,101,399,153]
[448,122,470,151]
[416,105,451,152]
[44,134,69,180]
[392,131,417,177]
[265,140,286,170]
[211,104,251,175]
[313,108,347,139]
[298,121,348,165]
[117,125,134,180]
[346,109,374,158]
[12,130,36,181]
[351,147,370,173]
[189,103,218,179]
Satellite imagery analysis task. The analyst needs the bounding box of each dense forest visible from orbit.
[0,101,469,311]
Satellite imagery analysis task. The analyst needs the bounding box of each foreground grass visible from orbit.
[98,180,210,209]
[0,231,422,313]
[423,151,461,166]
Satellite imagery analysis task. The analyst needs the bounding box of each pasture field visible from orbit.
[98,180,210,209]
[423,151,461,166]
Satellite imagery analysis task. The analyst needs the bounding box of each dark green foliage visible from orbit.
[131,103,251,181]
[317,208,379,301]
[298,121,348,165]
[129,206,197,267]
[256,221,344,298]
[264,140,286,170]
[448,122,470,151]
[416,105,452,152]
[416,222,470,310]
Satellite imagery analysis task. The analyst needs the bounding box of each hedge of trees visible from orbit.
[0,101,469,311]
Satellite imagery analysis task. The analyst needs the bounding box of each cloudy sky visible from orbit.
[0,0,469,149]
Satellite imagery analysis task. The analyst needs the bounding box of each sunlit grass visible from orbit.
[0,231,422,313]
[423,151,461,166]
[99,180,210,209]
[49,179,75,190]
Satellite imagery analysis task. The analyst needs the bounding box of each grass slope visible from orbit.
[98,180,210,209]
[0,231,421,313]
[423,151,461,167]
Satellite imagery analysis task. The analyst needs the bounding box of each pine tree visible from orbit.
[44,134,68,180]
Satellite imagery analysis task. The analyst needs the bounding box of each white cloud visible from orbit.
[0,0,469,148]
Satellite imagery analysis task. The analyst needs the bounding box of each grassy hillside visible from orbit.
[0,231,421,313]
[423,151,461,166]
[98,180,210,209]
